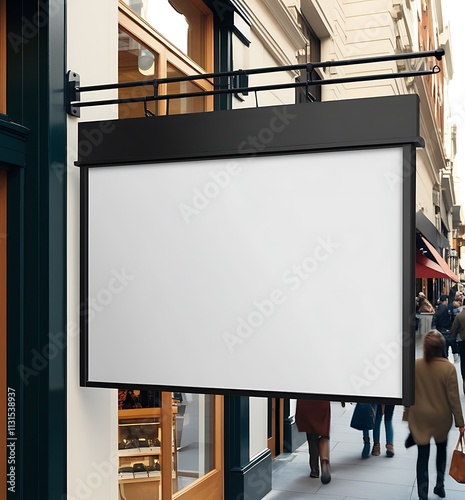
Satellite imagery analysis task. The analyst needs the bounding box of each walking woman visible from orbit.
[405,330,464,499]
[295,399,332,484]
[371,404,395,457]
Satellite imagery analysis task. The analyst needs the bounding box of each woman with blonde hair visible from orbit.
[406,330,464,499]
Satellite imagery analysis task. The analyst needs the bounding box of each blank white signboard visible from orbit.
[86,147,404,399]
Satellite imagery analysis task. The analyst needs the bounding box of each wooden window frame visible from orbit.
[172,394,223,500]
[118,0,214,115]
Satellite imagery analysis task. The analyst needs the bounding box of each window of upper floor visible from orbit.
[118,0,214,118]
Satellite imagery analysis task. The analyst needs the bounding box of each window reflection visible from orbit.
[123,0,209,69]
[118,29,158,118]
[147,0,188,54]
[174,393,215,491]
[166,62,206,114]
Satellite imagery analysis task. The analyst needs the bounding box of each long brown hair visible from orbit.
[423,330,445,363]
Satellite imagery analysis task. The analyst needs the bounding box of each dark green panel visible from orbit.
[6,0,67,499]
[204,0,234,110]
[0,116,30,168]
[224,395,250,500]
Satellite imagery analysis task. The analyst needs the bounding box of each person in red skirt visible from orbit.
[295,399,333,484]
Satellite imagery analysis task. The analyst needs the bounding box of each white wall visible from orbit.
[249,398,268,459]
[233,0,305,109]
[67,1,119,499]
[233,1,302,460]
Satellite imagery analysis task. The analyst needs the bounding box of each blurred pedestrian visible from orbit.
[371,405,395,457]
[417,295,434,313]
[295,399,332,484]
[349,402,377,459]
[432,294,456,360]
[451,302,465,393]
[405,330,464,500]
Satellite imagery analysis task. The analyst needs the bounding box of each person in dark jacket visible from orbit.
[451,303,465,394]
[432,294,455,358]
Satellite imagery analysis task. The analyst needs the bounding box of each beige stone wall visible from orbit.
[67,1,119,499]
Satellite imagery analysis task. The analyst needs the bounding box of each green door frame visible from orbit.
[6,1,67,498]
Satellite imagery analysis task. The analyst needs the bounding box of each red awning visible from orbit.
[416,236,459,282]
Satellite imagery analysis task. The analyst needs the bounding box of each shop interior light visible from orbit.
[138,48,155,76]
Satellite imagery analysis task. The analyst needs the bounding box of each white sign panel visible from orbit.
[86,147,404,399]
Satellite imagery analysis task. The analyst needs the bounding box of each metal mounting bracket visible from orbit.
[66,71,80,117]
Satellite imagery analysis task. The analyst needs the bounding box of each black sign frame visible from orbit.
[78,95,421,405]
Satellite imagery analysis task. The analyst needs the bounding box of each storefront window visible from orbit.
[175,393,215,490]
[118,0,213,118]
[117,391,218,498]
[123,0,210,69]
[118,29,158,118]
[117,29,207,118]
[165,62,206,114]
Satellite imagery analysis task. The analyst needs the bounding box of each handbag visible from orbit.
[350,403,377,431]
[449,431,465,483]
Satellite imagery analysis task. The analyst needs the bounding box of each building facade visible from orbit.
[1,1,461,499]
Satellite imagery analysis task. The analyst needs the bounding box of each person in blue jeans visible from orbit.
[371,404,395,457]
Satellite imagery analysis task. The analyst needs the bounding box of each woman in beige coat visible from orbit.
[407,330,464,500]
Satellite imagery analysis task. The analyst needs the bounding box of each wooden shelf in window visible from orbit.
[118,471,176,484]
[118,447,161,457]
[118,406,177,421]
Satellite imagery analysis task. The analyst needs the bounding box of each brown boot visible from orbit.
[308,434,319,478]
[386,443,394,457]
[371,442,380,456]
[321,460,331,484]
[362,436,370,459]
[319,437,331,484]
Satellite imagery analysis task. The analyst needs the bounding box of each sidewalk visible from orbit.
[264,337,465,500]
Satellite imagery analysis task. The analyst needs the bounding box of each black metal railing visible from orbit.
[66,48,445,117]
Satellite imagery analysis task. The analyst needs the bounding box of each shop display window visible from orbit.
[118,392,176,500]
[117,391,217,498]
